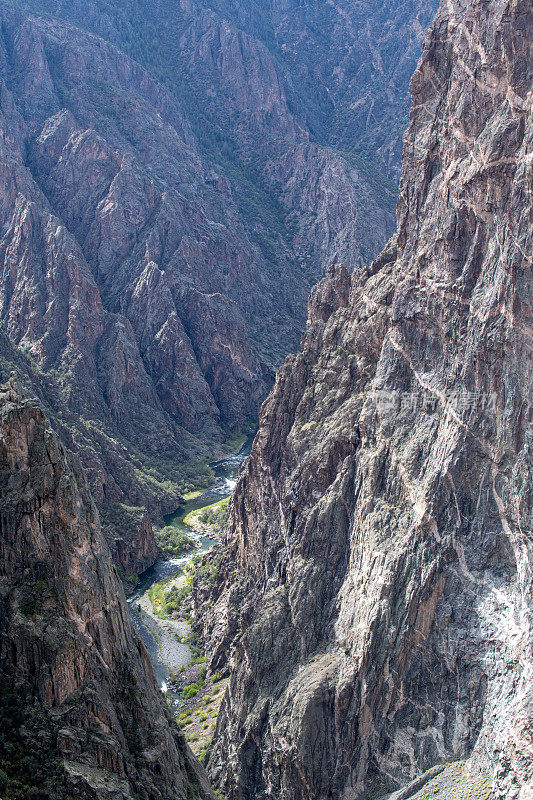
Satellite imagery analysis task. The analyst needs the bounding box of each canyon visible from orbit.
[0,0,531,799]
[0,0,436,574]
[0,378,215,799]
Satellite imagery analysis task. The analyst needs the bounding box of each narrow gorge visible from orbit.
[0,0,436,582]
[0,0,531,798]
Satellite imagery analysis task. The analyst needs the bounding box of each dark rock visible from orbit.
[0,0,438,571]
[0,382,215,799]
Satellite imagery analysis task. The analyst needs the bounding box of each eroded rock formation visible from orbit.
[0,378,215,800]
[194,0,533,797]
[6,0,438,276]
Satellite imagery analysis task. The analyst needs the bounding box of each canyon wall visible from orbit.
[194,0,533,797]
[6,0,438,275]
[0,377,215,800]
[0,2,272,565]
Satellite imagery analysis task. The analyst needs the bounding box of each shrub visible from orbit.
[194,548,223,587]
[182,683,199,700]
[163,584,191,615]
[155,526,196,558]
[197,500,229,535]
[19,596,37,616]
[100,503,145,542]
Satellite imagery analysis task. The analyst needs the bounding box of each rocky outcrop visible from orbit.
[194,0,533,798]
[109,508,158,577]
[161,0,401,278]
[119,0,437,276]
[0,378,215,800]
[0,2,275,421]
[4,0,438,280]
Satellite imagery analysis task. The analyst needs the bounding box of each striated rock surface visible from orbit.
[5,0,438,278]
[0,378,215,800]
[194,0,533,798]
[0,2,277,569]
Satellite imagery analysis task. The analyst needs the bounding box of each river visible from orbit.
[127,437,253,704]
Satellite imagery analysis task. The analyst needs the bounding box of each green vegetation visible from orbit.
[17,578,58,618]
[225,433,247,452]
[163,584,192,619]
[116,568,140,588]
[197,499,229,534]
[193,547,224,588]
[178,671,229,760]
[146,559,201,620]
[183,490,204,501]
[155,525,196,558]
[147,571,182,617]
[133,455,215,501]
[19,596,37,616]
[183,498,229,538]
[185,630,203,660]
[183,680,202,700]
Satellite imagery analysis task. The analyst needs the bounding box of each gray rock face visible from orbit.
[0,2,271,430]
[0,379,215,800]
[6,0,438,276]
[193,0,533,797]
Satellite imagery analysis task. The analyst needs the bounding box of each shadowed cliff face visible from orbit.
[0,379,215,800]
[0,3,275,569]
[193,0,533,797]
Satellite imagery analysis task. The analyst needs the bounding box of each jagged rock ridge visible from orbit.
[193,0,533,797]
[0,2,276,570]
[0,379,215,800]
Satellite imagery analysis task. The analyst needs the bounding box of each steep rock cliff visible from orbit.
[0,378,215,800]
[194,0,533,797]
[6,0,438,278]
